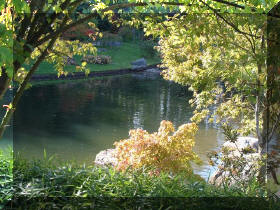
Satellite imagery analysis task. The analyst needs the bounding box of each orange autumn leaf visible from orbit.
[113,120,202,175]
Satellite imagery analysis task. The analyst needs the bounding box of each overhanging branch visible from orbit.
[35,0,258,48]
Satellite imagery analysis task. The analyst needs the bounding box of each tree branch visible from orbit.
[35,0,276,48]
[35,2,192,47]
[0,15,69,139]
[199,0,260,39]
[212,0,245,9]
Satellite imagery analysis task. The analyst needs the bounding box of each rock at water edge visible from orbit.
[94,149,118,167]
[131,58,147,69]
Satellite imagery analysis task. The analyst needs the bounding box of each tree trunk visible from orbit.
[0,69,12,100]
[259,5,280,185]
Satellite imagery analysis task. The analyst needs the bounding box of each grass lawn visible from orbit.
[34,41,161,75]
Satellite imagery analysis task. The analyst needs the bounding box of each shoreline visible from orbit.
[31,63,161,81]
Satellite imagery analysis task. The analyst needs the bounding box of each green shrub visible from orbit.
[0,148,13,208]
[118,26,134,42]
[140,39,159,58]
[99,32,122,47]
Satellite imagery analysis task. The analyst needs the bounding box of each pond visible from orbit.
[6,70,224,179]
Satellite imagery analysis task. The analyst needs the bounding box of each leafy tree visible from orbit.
[0,0,145,138]
[156,13,267,138]
[111,0,279,182]
[141,2,280,182]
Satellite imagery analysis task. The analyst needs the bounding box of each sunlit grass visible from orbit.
[267,176,280,194]
[34,41,160,75]
[0,148,13,208]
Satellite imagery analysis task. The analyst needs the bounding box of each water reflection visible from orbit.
[14,72,224,179]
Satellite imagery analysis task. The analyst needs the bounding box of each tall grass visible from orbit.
[1,150,279,209]
[0,148,13,208]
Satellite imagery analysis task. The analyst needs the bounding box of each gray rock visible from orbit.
[145,68,161,74]
[209,136,261,186]
[94,149,117,167]
[223,136,259,153]
[209,153,261,186]
[209,170,230,186]
[132,68,161,80]
[131,58,147,69]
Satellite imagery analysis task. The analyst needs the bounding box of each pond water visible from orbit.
[8,71,224,179]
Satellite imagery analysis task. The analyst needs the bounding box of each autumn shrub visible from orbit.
[61,23,97,41]
[113,120,202,175]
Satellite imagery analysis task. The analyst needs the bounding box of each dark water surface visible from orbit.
[12,71,224,179]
